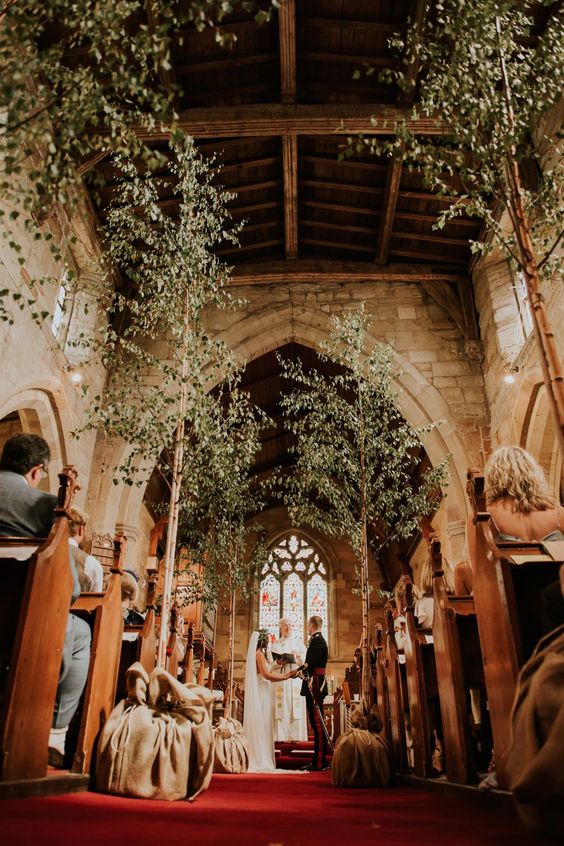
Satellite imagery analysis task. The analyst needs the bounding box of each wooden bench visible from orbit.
[116,569,157,702]
[467,470,564,788]
[430,536,490,784]
[403,580,438,778]
[0,468,84,791]
[374,624,391,745]
[69,537,124,775]
[383,607,408,772]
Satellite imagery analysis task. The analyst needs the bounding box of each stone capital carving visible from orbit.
[464,339,484,362]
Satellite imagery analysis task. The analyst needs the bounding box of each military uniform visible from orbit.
[301,630,329,770]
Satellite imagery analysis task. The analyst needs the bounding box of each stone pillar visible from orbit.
[447,519,468,575]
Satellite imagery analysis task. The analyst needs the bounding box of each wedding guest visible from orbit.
[271,617,307,742]
[243,629,295,772]
[68,508,104,592]
[0,434,91,768]
[469,445,564,632]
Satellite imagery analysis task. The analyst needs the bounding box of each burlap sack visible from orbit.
[331,729,393,788]
[96,662,218,801]
[504,623,564,838]
[213,716,249,774]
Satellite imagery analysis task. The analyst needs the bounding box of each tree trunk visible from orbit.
[157,290,190,667]
[360,522,373,707]
[496,16,564,456]
[357,378,373,706]
[224,587,236,718]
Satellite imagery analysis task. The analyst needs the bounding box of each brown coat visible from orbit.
[504,623,564,838]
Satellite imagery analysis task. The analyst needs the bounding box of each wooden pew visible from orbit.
[383,607,408,772]
[431,535,488,784]
[403,580,436,778]
[374,624,391,745]
[116,570,158,702]
[0,467,83,790]
[467,470,564,789]
[70,536,124,775]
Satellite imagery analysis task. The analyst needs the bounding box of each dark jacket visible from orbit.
[301,631,328,696]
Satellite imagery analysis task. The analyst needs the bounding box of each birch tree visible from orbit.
[275,309,446,704]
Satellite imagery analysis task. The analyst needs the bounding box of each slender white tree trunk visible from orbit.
[158,290,190,667]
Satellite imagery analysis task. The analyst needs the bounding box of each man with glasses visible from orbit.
[0,433,91,768]
[0,433,58,537]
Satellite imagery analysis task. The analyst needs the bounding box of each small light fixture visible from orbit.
[503,365,519,385]
[67,367,83,385]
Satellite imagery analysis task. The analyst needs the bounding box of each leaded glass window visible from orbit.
[258,533,329,643]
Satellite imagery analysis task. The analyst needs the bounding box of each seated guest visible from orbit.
[468,445,564,631]
[0,434,91,767]
[454,559,474,596]
[68,508,104,592]
[121,569,145,625]
[482,446,562,543]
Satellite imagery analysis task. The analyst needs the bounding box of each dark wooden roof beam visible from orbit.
[398,0,426,106]
[302,219,376,237]
[229,259,465,285]
[375,153,403,265]
[217,239,283,256]
[302,53,401,68]
[175,54,273,74]
[131,104,450,140]
[279,0,296,105]
[390,230,469,247]
[302,154,387,173]
[303,238,382,255]
[283,133,298,259]
[302,18,404,32]
[390,248,464,263]
[301,178,384,196]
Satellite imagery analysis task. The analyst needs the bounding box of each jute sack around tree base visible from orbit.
[331,729,393,788]
[332,703,393,788]
[96,662,219,801]
[213,716,249,773]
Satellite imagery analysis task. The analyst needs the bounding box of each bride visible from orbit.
[243,630,296,772]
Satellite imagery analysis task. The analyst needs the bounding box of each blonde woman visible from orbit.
[482,446,562,543]
[468,445,563,630]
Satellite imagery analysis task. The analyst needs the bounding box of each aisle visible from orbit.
[1,772,539,846]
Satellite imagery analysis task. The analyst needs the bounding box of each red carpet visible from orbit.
[0,772,540,846]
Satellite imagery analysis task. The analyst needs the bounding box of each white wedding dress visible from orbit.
[243,631,279,773]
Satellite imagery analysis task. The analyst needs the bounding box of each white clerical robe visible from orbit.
[271,634,308,742]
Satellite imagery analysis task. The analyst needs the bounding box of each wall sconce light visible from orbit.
[503,365,519,385]
[66,367,83,385]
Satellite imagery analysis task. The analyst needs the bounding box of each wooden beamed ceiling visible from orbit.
[87,0,484,282]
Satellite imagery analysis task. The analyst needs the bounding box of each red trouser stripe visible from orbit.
[313,705,325,769]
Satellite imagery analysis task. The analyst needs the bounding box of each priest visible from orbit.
[271,617,308,741]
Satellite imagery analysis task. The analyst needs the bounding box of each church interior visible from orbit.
[0,1,563,844]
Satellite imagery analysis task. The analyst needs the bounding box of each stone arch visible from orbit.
[514,369,562,494]
[94,297,479,566]
[219,302,474,523]
[0,385,76,493]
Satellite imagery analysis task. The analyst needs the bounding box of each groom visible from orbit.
[301,615,329,771]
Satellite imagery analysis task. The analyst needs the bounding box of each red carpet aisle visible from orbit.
[0,772,541,846]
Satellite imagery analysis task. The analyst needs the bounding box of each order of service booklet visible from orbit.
[271,652,297,664]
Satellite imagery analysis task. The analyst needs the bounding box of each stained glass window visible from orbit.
[258,532,329,643]
[258,573,280,641]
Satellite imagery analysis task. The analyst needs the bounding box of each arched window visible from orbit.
[258,533,328,643]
